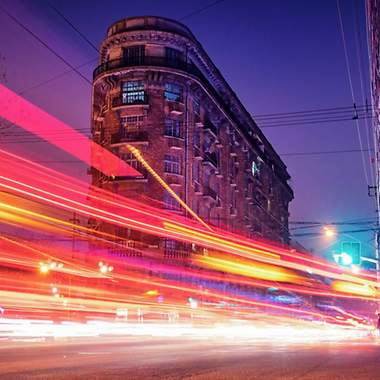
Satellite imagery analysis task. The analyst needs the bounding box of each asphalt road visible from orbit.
[1,336,380,379]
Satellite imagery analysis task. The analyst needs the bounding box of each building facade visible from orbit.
[366,0,380,273]
[91,16,293,255]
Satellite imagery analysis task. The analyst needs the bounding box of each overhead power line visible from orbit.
[46,1,99,52]
[253,104,372,119]
[281,148,373,157]
[336,0,370,186]
[0,4,92,85]
[179,0,227,21]
[293,227,377,237]
[260,114,373,129]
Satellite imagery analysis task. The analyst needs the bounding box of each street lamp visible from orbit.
[98,261,113,274]
[323,226,336,237]
[39,262,50,274]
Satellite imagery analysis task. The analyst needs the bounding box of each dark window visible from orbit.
[193,99,200,116]
[120,152,139,170]
[123,45,145,64]
[122,81,145,104]
[164,154,181,174]
[165,47,184,66]
[193,129,201,148]
[164,118,182,138]
[192,160,200,183]
[164,83,183,102]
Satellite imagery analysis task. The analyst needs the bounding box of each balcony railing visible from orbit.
[112,93,148,107]
[204,120,218,137]
[111,129,148,144]
[94,56,204,80]
[203,186,218,200]
[202,151,218,168]
[193,146,202,159]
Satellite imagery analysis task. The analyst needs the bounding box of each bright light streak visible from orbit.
[127,145,211,230]
[331,280,377,297]
[197,255,305,284]
[0,83,140,177]
[0,319,370,342]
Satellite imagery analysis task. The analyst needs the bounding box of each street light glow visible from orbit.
[341,252,353,266]
[323,226,336,237]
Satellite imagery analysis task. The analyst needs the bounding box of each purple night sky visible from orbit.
[0,0,375,259]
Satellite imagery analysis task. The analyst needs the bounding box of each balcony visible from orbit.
[204,120,218,137]
[193,146,202,159]
[202,151,218,168]
[94,56,204,80]
[194,181,202,194]
[112,93,148,108]
[111,129,148,145]
[203,186,218,201]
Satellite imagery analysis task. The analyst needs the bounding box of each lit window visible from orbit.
[121,115,144,132]
[122,81,145,104]
[164,154,181,174]
[164,118,182,138]
[164,83,183,102]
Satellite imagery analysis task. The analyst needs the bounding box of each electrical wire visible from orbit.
[0,4,91,85]
[336,0,370,185]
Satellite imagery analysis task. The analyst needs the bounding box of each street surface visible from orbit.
[1,335,380,379]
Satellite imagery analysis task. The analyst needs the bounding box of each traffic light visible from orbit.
[341,242,361,265]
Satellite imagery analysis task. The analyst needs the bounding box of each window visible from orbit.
[120,152,139,171]
[122,81,145,104]
[203,168,211,187]
[193,99,200,116]
[229,156,238,178]
[164,154,181,175]
[163,238,177,251]
[203,134,213,152]
[163,191,181,211]
[121,115,144,132]
[230,191,237,215]
[192,161,200,183]
[121,115,144,125]
[164,118,182,138]
[193,128,201,148]
[123,45,145,64]
[192,198,199,214]
[164,83,183,102]
[165,47,184,66]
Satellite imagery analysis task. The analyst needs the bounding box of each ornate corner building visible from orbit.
[91,16,294,256]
